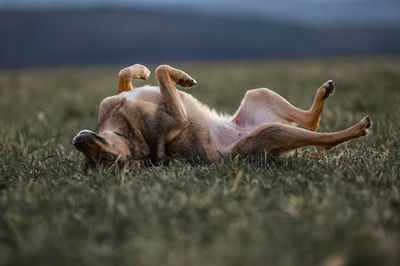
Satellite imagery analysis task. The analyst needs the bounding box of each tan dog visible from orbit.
[73,64,372,168]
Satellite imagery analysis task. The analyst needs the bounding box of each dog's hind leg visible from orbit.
[232,80,335,131]
[231,116,372,158]
[118,64,151,94]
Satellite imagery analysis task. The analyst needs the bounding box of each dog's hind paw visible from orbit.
[354,115,373,137]
[319,80,335,99]
[357,115,373,136]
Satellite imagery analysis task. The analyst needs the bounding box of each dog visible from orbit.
[73,64,372,169]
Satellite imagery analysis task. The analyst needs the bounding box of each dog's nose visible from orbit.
[73,130,97,148]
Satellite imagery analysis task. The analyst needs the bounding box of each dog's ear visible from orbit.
[97,97,124,129]
[129,124,150,159]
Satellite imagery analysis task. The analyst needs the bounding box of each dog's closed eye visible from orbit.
[98,151,118,163]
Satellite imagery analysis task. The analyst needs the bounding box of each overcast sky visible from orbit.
[2,0,399,25]
[1,0,397,5]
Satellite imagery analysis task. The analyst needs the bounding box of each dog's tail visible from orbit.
[118,64,151,94]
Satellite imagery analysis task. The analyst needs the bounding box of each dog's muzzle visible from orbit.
[73,130,107,150]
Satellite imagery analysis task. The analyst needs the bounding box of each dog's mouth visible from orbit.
[73,130,130,169]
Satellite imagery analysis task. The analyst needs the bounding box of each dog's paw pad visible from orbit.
[322,80,335,99]
[177,77,197,88]
[359,115,373,136]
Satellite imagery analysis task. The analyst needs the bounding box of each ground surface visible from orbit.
[0,56,399,266]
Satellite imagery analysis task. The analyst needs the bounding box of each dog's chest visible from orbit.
[118,86,161,103]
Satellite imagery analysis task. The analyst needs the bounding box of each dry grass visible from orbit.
[1,56,399,266]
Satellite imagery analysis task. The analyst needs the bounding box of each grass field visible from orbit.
[0,56,399,266]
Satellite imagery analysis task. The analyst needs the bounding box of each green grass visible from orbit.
[1,56,400,266]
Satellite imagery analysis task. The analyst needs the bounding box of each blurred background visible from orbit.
[1,0,400,68]
[2,3,400,266]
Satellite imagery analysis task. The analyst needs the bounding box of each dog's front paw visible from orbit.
[132,64,151,80]
[119,64,151,81]
[177,76,197,88]
[319,80,335,99]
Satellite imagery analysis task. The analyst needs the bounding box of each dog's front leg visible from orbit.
[155,65,196,141]
[118,64,151,94]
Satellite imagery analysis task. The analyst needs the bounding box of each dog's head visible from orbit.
[73,129,135,169]
[73,98,150,169]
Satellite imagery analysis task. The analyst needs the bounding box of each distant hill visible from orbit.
[1,8,400,68]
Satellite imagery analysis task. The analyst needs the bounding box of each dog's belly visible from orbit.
[208,118,254,152]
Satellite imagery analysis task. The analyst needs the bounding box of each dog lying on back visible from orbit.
[73,64,372,169]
